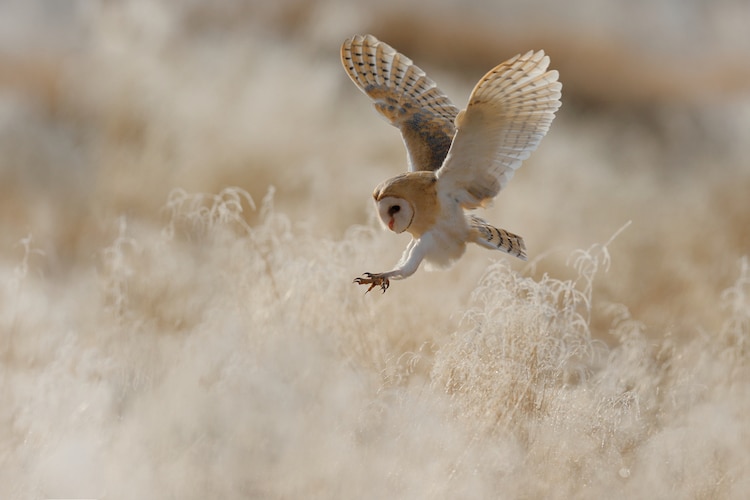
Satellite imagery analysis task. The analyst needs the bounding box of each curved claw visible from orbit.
[353,273,390,294]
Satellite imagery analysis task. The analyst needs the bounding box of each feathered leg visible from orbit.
[354,237,429,293]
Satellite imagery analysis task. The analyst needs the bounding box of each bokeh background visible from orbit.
[1,1,748,498]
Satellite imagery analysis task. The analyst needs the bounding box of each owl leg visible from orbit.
[354,237,428,293]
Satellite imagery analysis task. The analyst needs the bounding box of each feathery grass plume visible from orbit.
[719,257,750,359]
[162,187,256,240]
[612,258,750,499]
[431,233,625,435]
[1,234,45,358]
[99,217,139,320]
[157,187,409,375]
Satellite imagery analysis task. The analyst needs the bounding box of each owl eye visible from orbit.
[388,205,401,216]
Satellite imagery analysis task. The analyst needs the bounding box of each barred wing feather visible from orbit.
[341,34,460,172]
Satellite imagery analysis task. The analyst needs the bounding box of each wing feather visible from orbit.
[436,50,562,208]
[341,34,460,172]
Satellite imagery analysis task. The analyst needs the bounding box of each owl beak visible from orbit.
[388,218,395,230]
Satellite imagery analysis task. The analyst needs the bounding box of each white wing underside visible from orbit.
[436,50,562,209]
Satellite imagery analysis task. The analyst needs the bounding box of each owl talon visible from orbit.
[354,273,390,293]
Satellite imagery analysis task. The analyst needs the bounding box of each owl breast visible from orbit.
[422,197,471,269]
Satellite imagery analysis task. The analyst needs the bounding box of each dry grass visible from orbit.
[1,1,749,498]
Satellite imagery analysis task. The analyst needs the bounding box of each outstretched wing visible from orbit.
[341,34,460,172]
[436,50,562,208]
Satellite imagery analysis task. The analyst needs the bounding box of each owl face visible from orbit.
[376,196,414,234]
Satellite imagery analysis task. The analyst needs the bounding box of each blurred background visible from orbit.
[2,0,748,333]
[1,1,749,497]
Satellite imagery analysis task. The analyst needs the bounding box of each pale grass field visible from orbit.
[1,1,749,498]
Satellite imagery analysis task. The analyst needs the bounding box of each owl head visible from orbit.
[372,172,437,235]
[375,195,414,233]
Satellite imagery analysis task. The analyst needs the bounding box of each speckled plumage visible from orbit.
[342,34,561,293]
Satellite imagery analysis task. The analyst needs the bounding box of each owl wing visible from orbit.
[436,50,561,209]
[341,34,460,172]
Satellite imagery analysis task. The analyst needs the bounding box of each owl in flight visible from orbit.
[341,34,561,293]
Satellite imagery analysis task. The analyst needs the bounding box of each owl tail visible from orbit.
[469,216,527,261]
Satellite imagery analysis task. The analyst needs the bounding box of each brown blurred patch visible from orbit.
[0,53,63,115]
[367,11,750,107]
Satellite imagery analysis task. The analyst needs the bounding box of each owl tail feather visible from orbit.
[469,216,527,261]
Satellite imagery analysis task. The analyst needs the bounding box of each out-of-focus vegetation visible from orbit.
[1,1,748,498]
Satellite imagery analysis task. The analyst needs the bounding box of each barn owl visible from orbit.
[341,34,561,293]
